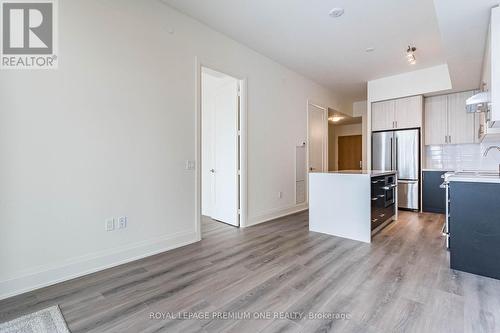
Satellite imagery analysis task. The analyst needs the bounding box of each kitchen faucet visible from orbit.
[483,145,500,174]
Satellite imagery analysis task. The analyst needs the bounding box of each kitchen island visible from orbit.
[447,172,500,280]
[309,170,397,243]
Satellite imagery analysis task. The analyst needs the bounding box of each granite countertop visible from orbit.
[313,170,397,177]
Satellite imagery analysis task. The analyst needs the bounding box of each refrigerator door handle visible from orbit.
[395,137,399,171]
[390,137,393,170]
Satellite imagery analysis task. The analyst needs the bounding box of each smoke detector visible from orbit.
[329,8,344,18]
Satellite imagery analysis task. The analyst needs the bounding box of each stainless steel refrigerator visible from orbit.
[372,129,420,210]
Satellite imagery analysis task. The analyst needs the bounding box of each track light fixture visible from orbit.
[406,46,417,65]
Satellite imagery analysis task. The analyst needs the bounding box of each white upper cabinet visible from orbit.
[394,96,423,129]
[424,90,477,145]
[490,7,500,125]
[424,95,448,145]
[372,100,395,131]
[372,96,423,131]
[447,91,476,144]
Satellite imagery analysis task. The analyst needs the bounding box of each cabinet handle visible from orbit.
[449,135,451,143]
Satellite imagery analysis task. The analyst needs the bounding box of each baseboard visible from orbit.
[246,203,308,227]
[0,230,199,301]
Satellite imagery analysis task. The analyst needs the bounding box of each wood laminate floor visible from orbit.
[1,211,500,333]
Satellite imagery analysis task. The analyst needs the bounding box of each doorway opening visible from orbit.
[200,67,241,235]
[327,110,363,171]
[307,103,328,174]
[304,102,328,204]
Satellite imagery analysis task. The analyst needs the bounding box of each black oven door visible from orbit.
[384,187,395,207]
[383,175,396,207]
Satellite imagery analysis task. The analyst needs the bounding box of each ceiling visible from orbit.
[433,0,500,93]
[328,110,361,126]
[162,0,498,105]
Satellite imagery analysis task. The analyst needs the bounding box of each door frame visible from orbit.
[195,57,248,240]
[306,101,328,203]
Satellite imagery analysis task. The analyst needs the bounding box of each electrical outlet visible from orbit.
[118,216,127,229]
[105,218,115,231]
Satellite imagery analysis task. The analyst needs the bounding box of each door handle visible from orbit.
[395,137,399,170]
[390,137,393,170]
[398,180,418,184]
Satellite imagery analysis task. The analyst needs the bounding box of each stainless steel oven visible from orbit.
[382,175,397,207]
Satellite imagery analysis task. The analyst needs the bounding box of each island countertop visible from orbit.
[312,170,397,177]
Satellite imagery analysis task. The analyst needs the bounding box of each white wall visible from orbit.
[332,123,363,170]
[367,64,453,168]
[0,0,345,299]
[368,64,452,102]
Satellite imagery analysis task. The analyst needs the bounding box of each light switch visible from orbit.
[185,160,196,170]
[105,218,115,231]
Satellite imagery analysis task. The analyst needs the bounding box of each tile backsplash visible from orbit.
[425,141,500,171]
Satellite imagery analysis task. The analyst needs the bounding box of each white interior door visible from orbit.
[212,79,239,226]
[308,104,327,173]
[201,76,216,217]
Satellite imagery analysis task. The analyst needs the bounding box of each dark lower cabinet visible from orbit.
[371,175,396,231]
[422,171,447,214]
[449,181,500,280]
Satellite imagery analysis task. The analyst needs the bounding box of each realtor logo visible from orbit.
[1,0,58,69]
